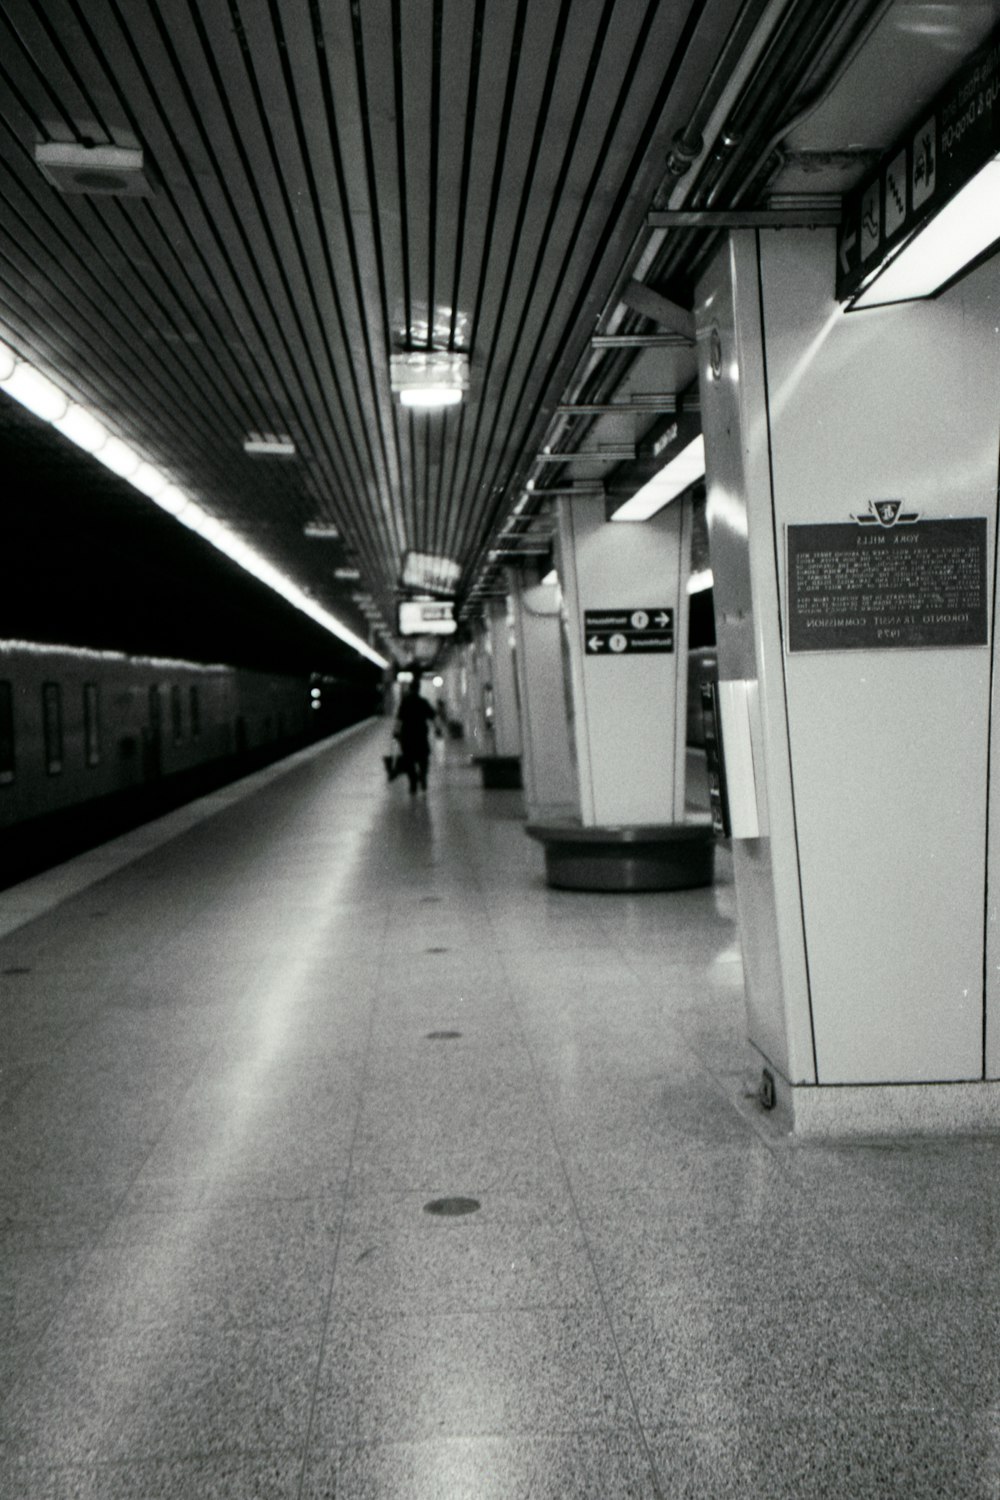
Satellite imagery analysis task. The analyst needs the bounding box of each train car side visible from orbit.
[0,643,374,882]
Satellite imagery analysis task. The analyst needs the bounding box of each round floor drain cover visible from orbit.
[423,1196,480,1217]
[425,946,450,953]
[425,1030,462,1041]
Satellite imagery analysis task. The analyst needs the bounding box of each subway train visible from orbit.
[0,640,378,886]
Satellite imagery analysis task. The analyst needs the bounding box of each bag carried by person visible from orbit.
[383,720,405,780]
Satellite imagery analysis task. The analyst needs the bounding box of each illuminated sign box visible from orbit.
[397,600,457,636]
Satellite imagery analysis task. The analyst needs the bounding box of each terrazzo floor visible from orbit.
[2,722,999,1497]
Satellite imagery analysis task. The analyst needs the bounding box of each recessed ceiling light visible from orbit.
[34,142,152,197]
[390,351,469,408]
[244,432,296,456]
[401,550,461,590]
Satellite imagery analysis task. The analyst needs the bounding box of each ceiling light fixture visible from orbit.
[401,550,461,592]
[0,361,68,422]
[52,404,108,454]
[609,435,705,521]
[838,30,1000,312]
[244,432,296,456]
[390,351,469,409]
[34,142,153,197]
[0,349,387,668]
[851,155,1000,308]
[95,436,140,479]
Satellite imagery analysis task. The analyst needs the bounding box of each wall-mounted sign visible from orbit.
[584,606,674,655]
[397,599,456,636]
[786,516,988,653]
[837,23,1000,301]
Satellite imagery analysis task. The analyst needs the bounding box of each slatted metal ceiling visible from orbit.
[2,0,958,658]
[0,0,761,652]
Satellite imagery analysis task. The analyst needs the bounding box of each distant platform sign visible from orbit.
[584,607,674,655]
[787,518,988,653]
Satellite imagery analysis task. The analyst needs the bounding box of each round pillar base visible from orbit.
[474,755,523,789]
[525,819,715,892]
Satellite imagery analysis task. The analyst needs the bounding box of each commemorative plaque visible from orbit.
[786,513,988,653]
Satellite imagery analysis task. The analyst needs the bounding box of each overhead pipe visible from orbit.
[654,0,895,287]
[461,0,869,607]
[520,0,797,474]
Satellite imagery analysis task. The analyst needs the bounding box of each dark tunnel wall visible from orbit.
[1,393,383,686]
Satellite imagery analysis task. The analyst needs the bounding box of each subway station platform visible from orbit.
[2,722,1000,1498]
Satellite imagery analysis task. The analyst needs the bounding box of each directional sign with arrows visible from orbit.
[584,607,674,655]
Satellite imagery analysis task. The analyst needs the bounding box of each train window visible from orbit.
[0,681,14,784]
[42,682,63,775]
[189,684,201,740]
[171,684,183,744]
[83,682,100,767]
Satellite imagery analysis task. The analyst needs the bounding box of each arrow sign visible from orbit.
[584,606,674,655]
[838,225,857,274]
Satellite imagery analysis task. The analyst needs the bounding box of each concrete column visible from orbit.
[554,492,692,826]
[508,573,578,823]
[696,227,1000,1133]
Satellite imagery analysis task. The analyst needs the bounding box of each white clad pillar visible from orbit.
[508,572,578,823]
[697,227,1000,1132]
[555,492,692,827]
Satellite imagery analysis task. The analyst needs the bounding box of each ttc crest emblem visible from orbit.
[853,499,919,528]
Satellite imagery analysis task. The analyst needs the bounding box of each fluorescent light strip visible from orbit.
[687,568,714,595]
[399,386,463,408]
[0,345,387,668]
[852,155,1000,309]
[244,434,296,455]
[610,434,705,521]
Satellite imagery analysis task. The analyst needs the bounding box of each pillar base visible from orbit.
[748,1054,1000,1137]
[473,755,523,789]
[525,819,714,892]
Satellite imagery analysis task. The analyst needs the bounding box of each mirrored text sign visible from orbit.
[786,518,988,652]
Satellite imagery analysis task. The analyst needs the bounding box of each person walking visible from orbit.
[394,678,437,794]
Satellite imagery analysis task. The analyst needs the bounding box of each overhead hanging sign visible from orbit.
[397,599,456,636]
[584,606,674,655]
[836,22,1000,302]
[786,511,988,653]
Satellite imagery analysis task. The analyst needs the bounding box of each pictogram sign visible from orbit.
[584,607,674,655]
